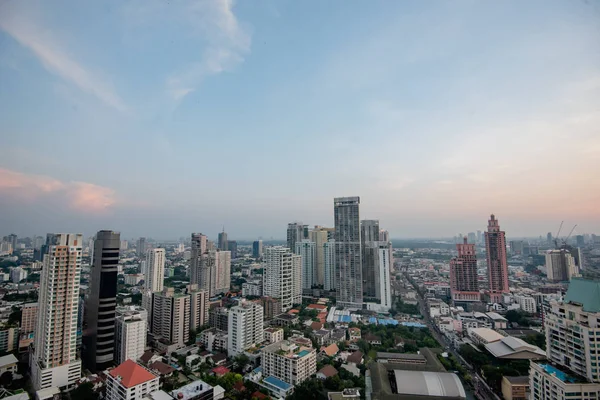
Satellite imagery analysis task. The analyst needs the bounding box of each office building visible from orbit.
[485,214,509,303]
[151,288,190,348]
[449,237,480,302]
[324,240,336,291]
[262,340,316,385]
[218,229,228,251]
[514,295,537,314]
[187,284,209,330]
[144,248,165,293]
[545,249,578,282]
[84,230,121,373]
[287,223,306,254]
[252,240,263,259]
[114,306,147,364]
[227,240,238,259]
[106,360,159,400]
[136,237,146,258]
[31,233,83,390]
[334,197,362,308]
[263,247,302,312]
[296,240,316,289]
[227,301,264,356]
[310,227,329,286]
[361,220,379,299]
[21,303,38,334]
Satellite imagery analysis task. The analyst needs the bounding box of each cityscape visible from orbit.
[1,1,599,400]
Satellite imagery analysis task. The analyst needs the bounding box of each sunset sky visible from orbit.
[1,0,599,240]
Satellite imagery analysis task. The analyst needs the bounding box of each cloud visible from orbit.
[0,168,116,214]
[0,5,127,112]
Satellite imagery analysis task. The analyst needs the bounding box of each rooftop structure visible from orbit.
[485,336,546,359]
[170,379,214,400]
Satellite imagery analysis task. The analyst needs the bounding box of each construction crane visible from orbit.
[563,224,578,247]
[554,221,564,249]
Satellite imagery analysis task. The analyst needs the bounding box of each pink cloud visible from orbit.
[0,168,116,213]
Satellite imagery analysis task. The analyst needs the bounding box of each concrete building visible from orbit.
[114,306,147,364]
[227,301,264,356]
[514,295,537,313]
[263,247,302,312]
[261,340,316,386]
[501,376,529,400]
[334,196,362,308]
[485,215,509,303]
[218,230,228,251]
[287,223,306,255]
[20,302,38,334]
[264,327,284,344]
[151,288,190,349]
[106,359,159,400]
[10,267,27,283]
[449,237,480,303]
[261,297,282,320]
[136,237,146,258]
[310,227,329,286]
[252,240,263,259]
[196,250,231,297]
[144,248,165,293]
[545,249,578,282]
[0,327,18,353]
[209,307,229,331]
[170,379,214,400]
[296,240,316,289]
[363,242,392,310]
[242,281,262,297]
[199,328,228,353]
[187,285,209,330]
[324,240,336,291]
[361,219,379,298]
[227,240,238,259]
[32,233,83,390]
[84,230,121,372]
[190,233,208,288]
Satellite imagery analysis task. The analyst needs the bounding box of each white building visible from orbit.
[124,274,144,286]
[324,240,336,291]
[514,295,537,314]
[228,301,264,356]
[145,248,165,292]
[10,267,27,283]
[296,240,316,289]
[115,306,147,364]
[242,281,262,297]
[261,340,316,385]
[199,328,228,353]
[106,359,159,400]
[263,247,302,312]
[151,288,190,348]
[264,327,284,344]
[31,233,82,390]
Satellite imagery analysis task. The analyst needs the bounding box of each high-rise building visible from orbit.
[509,240,525,255]
[120,240,128,250]
[295,240,316,289]
[227,240,238,259]
[144,248,165,293]
[324,240,336,291]
[379,230,390,242]
[361,220,379,298]
[20,302,38,334]
[476,230,482,244]
[190,233,208,289]
[32,233,83,390]
[362,242,392,310]
[209,307,229,331]
[84,230,121,372]
[211,250,231,295]
[6,234,17,252]
[261,297,282,320]
[151,288,190,348]
[467,232,476,244]
[334,196,362,308]
[252,240,263,259]
[136,237,146,258]
[218,229,228,251]
[186,284,208,330]
[114,306,147,364]
[576,235,585,247]
[227,301,264,356]
[449,237,480,302]
[545,249,578,282]
[361,220,380,243]
[262,339,317,385]
[309,228,329,286]
[263,247,302,312]
[547,232,553,246]
[485,214,509,303]
[287,223,305,254]
[530,278,600,399]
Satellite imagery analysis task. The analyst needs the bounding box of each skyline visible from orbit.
[1,0,599,239]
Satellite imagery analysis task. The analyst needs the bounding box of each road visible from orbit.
[406,274,500,400]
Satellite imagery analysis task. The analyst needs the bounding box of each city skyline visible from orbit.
[1,1,599,239]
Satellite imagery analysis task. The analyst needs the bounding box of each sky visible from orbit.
[0,0,599,240]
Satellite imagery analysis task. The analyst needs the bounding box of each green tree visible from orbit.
[68,382,98,400]
[234,354,250,372]
[524,333,546,350]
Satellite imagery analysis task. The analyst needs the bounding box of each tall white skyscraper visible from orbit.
[32,233,83,390]
[363,242,392,310]
[324,240,336,291]
[114,306,147,364]
[145,248,165,293]
[227,301,264,356]
[263,247,302,312]
[334,196,363,308]
[296,240,316,289]
[310,227,329,286]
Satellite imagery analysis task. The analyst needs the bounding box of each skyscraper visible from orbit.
[576,235,585,247]
[32,233,83,390]
[186,284,209,330]
[227,301,264,356]
[263,247,302,311]
[484,214,509,303]
[144,248,165,293]
[227,240,238,259]
[545,249,578,282]
[334,196,362,308]
[324,240,336,291]
[296,239,316,289]
[218,229,228,251]
[84,230,120,373]
[547,232,553,246]
[151,288,190,348]
[252,240,263,259]
[136,237,146,258]
[190,233,207,288]
[361,220,380,298]
[195,250,231,297]
[287,222,305,253]
[309,227,329,286]
[362,242,392,310]
[449,237,480,303]
[114,306,147,364]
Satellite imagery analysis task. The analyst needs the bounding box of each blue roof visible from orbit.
[264,376,293,391]
[338,315,352,322]
[253,367,262,373]
[378,319,398,325]
[401,322,427,328]
[368,317,377,324]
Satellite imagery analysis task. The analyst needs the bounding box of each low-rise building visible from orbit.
[376,352,427,365]
[501,376,529,400]
[484,336,545,360]
[199,328,228,353]
[468,327,504,345]
[261,340,316,386]
[170,379,214,400]
[264,328,284,344]
[0,354,18,375]
[106,360,159,400]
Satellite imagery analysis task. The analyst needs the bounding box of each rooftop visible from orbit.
[264,340,314,359]
[109,360,157,388]
[564,278,600,312]
[469,328,504,343]
[485,336,546,359]
[170,379,213,400]
[391,370,466,399]
[536,363,586,383]
[504,376,530,385]
[0,354,18,368]
[263,375,293,391]
[318,364,338,378]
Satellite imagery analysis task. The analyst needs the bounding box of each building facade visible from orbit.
[449,237,480,302]
[144,248,165,293]
[32,233,83,390]
[287,223,306,254]
[218,230,228,251]
[485,214,509,303]
[252,240,263,259]
[261,340,316,385]
[310,227,329,286]
[106,360,159,400]
[334,197,362,308]
[362,241,392,309]
[324,240,336,291]
[151,288,190,348]
[227,301,264,356]
[545,249,578,282]
[263,247,302,312]
[296,240,316,289]
[114,306,147,364]
[187,285,209,330]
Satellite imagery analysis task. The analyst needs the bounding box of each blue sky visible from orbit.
[1,0,599,240]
